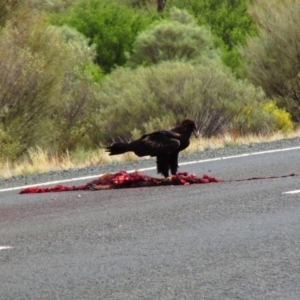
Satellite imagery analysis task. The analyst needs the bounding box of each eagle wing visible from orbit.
[133,130,181,157]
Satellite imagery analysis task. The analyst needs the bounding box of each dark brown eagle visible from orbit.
[105,119,199,178]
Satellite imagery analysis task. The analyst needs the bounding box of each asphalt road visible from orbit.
[1,145,300,299]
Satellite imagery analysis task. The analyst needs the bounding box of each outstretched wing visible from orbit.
[133,130,180,157]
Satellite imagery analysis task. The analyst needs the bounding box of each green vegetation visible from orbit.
[240,0,300,121]
[91,60,270,143]
[50,0,156,73]
[0,0,298,176]
[128,8,218,67]
[0,7,98,159]
[167,0,257,72]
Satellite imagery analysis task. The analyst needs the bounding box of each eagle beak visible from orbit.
[193,128,200,138]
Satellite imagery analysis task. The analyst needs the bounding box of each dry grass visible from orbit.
[1,129,300,179]
[184,129,300,153]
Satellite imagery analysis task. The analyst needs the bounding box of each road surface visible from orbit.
[1,144,300,299]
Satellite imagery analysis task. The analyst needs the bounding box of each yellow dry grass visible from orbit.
[184,129,300,153]
[1,129,300,179]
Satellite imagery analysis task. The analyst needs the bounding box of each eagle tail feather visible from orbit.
[106,143,129,155]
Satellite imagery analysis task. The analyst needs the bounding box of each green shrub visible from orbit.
[0,0,22,27]
[51,0,155,73]
[234,101,293,135]
[0,124,20,160]
[262,102,293,133]
[128,8,219,67]
[240,0,300,121]
[26,0,78,13]
[166,0,256,72]
[90,60,273,144]
[0,11,98,158]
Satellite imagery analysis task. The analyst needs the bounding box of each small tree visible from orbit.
[51,0,154,73]
[0,10,98,159]
[128,8,219,67]
[240,0,300,121]
[166,0,256,72]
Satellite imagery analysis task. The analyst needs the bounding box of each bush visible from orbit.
[51,0,155,73]
[262,102,293,133]
[240,0,300,121]
[0,0,21,27]
[26,0,78,13]
[90,60,273,145]
[234,102,293,135]
[0,10,98,159]
[128,8,219,67]
[166,0,256,72]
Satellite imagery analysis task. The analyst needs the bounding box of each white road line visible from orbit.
[1,145,300,193]
[0,246,13,250]
[283,190,300,194]
[0,166,155,193]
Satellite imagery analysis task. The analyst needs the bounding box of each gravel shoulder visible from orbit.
[1,137,300,189]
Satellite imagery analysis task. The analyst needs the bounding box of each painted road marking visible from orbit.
[283,190,300,194]
[0,246,13,250]
[1,145,300,193]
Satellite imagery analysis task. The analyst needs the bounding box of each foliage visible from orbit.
[0,0,297,163]
[0,10,98,159]
[128,8,219,67]
[90,60,273,145]
[166,0,256,72]
[0,0,21,27]
[51,0,155,73]
[26,0,78,13]
[240,0,300,121]
[127,0,156,11]
[262,102,293,133]
[235,101,293,135]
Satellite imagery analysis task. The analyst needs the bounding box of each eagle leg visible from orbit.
[169,153,179,175]
[156,155,170,178]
